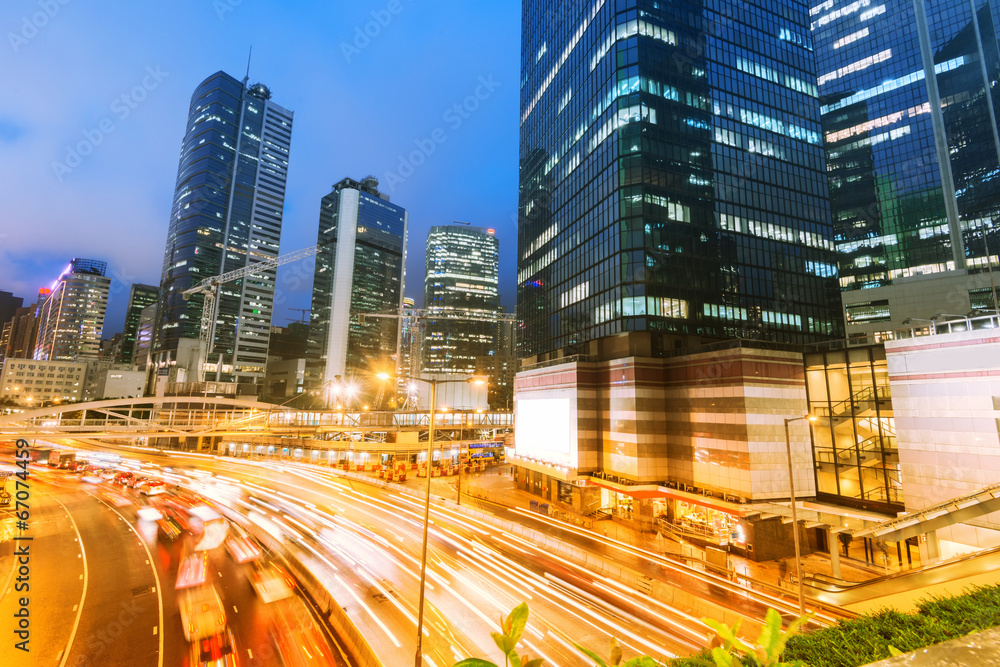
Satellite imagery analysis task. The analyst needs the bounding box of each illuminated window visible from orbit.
[833,28,869,49]
[845,300,890,324]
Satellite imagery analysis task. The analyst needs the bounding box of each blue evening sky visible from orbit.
[0,0,521,334]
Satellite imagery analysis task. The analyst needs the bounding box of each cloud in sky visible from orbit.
[0,0,520,334]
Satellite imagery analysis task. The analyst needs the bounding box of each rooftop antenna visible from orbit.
[244,46,253,85]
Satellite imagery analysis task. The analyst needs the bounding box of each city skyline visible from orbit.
[0,1,521,337]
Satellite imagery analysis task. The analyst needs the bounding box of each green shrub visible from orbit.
[780,611,947,667]
[915,584,1000,635]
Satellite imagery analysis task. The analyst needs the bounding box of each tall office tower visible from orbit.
[121,284,158,366]
[34,259,110,361]
[496,305,517,356]
[1,289,49,361]
[0,291,23,362]
[813,0,1000,336]
[0,291,23,332]
[154,71,293,382]
[305,177,408,399]
[517,0,843,361]
[398,296,420,380]
[423,225,500,374]
[134,304,157,371]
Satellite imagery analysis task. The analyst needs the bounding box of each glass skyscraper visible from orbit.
[154,71,293,382]
[517,0,843,360]
[812,0,1000,335]
[306,177,408,399]
[423,225,500,374]
[34,259,110,361]
[120,283,158,366]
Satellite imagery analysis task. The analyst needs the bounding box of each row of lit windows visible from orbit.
[736,57,818,97]
[718,213,835,250]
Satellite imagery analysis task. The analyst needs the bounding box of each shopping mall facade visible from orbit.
[511,315,1000,563]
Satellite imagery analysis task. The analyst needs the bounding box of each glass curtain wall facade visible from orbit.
[812,0,1000,316]
[805,345,902,512]
[34,259,110,362]
[154,71,293,382]
[120,284,158,366]
[306,177,408,400]
[423,226,500,374]
[517,0,843,359]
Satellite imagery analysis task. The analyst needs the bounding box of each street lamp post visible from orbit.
[784,413,816,618]
[409,374,487,667]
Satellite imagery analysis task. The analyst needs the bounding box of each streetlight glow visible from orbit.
[402,373,489,667]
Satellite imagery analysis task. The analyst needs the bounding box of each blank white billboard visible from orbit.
[515,397,573,466]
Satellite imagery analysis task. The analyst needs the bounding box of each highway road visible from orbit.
[32,444,848,666]
[0,462,348,667]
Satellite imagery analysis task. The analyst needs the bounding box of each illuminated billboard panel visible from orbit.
[514,397,574,466]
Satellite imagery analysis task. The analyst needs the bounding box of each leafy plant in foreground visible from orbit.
[695,608,811,667]
[454,602,543,667]
[575,636,662,666]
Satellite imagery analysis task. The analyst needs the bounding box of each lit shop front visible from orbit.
[586,477,751,550]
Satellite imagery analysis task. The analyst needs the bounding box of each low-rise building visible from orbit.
[0,359,85,403]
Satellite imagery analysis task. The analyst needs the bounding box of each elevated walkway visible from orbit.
[852,481,1000,543]
[805,543,1000,613]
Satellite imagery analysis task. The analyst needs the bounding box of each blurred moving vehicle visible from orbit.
[156,515,183,542]
[272,612,336,666]
[140,480,167,495]
[176,553,209,590]
[114,471,134,486]
[178,584,226,642]
[189,628,237,667]
[248,560,294,603]
[225,534,262,564]
[127,475,148,489]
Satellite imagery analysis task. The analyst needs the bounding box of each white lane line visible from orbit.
[52,494,87,667]
[89,494,165,667]
[233,605,238,613]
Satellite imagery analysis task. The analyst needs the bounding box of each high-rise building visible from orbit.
[34,259,110,361]
[398,297,420,381]
[153,71,293,383]
[134,304,157,371]
[0,291,24,363]
[812,0,1000,336]
[306,177,408,399]
[423,225,499,374]
[0,291,23,332]
[1,289,49,362]
[517,0,843,361]
[121,284,158,366]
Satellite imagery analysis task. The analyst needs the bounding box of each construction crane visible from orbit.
[360,306,518,409]
[181,243,321,377]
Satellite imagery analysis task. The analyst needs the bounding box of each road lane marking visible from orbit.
[233,605,238,613]
[248,649,253,659]
[153,627,157,635]
[56,650,63,661]
[72,605,77,611]
[88,493,165,667]
[52,494,87,667]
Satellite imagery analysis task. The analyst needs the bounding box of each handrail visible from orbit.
[804,541,1000,594]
